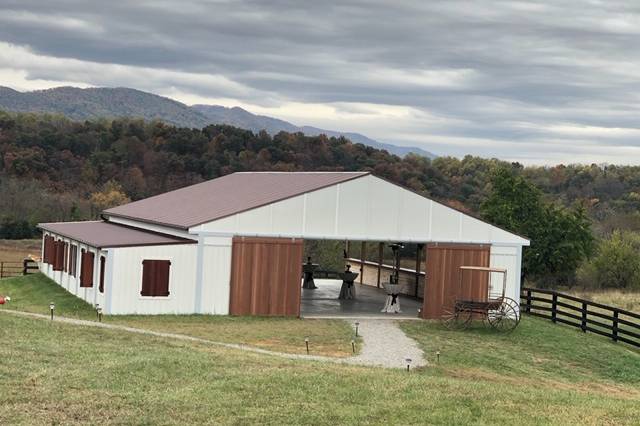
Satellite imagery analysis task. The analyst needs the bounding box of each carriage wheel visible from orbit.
[487,299,520,332]
[441,305,473,330]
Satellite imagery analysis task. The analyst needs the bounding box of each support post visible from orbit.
[376,242,383,288]
[526,289,532,313]
[360,241,366,285]
[612,310,619,342]
[551,293,558,323]
[581,302,587,332]
[23,258,28,275]
[414,244,423,298]
[0,262,3,278]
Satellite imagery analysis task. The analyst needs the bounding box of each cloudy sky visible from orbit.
[1,1,640,164]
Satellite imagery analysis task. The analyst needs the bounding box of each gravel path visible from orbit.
[0,310,426,369]
[348,319,427,368]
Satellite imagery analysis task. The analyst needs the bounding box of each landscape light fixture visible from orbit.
[405,357,412,372]
[305,337,309,354]
[436,350,441,363]
[355,321,360,337]
[97,306,103,322]
[351,339,356,354]
[95,304,100,320]
[49,302,55,320]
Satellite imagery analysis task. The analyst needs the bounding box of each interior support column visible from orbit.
[377,242,384,288]
[359,241,366,284]
[415,243,424,298]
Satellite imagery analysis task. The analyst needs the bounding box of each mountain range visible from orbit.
[0,86,435,158]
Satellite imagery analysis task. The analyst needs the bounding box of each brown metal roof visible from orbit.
[104,171,370,230]
[38,221,195,248]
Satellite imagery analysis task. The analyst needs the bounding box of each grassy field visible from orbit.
[567,289,640,313]
[0,239,41,263]
[1,313,639,425]
[2,274,640,423]
[0,274,358,357]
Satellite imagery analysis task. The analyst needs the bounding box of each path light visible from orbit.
[355,321,360,337]
[351,339,356,354]
[405,357,412,372]
[97,306,103,323]
[436,350,441,363]
[95,304,100,320]
[305,337,309,355]
[49,302,55,320]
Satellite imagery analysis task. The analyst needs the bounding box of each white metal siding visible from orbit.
[191,174,529,246]
[489,245,521,306]
[38,231,105,308]
[200,237,233,315]
[109,244,197,315]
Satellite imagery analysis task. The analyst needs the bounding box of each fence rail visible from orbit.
[521,287,640,348]
[0,259,39,279]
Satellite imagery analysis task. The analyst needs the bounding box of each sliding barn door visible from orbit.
[422,244,491,319]
[229,237,303,316]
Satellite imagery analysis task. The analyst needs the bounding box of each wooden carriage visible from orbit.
[441,266,520,332]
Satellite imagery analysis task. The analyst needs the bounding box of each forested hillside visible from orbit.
[2,110,640,287]
[0,86,434,158]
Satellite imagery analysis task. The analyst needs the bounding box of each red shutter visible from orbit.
[99,256,106,293]
[43,235,54,263]
[80,250,95,287]
[141,260,170,297]
[53,240,65,271]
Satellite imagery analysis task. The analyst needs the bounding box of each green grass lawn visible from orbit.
[0,273,97,320]
[402,318,640,386]
[1,313,640,425]
[2,273,640,424]
[0,274,358,357]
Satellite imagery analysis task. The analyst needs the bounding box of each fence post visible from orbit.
[612,310,619,343]
[551,293,558,323]
[581,302,587,332]
[0,262,3,279]
[23,258,28,275]
[526,289,532,313]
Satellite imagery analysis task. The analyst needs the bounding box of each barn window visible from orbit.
[69,245,78,277]
[63,242,69,273]
[53,240,65,271]
[99,256,106,293]
[141,260,171,297]
[80,249,95,288]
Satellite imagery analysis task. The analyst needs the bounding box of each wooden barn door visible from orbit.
[229,237,304,316]
[422,244,490,319]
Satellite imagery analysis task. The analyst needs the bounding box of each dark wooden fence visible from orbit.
[312,270,342,280]
[0,259,39,279]
[521,287,640,348]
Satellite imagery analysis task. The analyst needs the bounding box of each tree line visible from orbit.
[2,110,640,289]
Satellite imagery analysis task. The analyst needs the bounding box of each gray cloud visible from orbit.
[1,0,640,164]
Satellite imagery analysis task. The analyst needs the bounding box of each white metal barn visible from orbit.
[38,172,529,317]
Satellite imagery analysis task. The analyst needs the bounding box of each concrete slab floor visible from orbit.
[301,279,422,319]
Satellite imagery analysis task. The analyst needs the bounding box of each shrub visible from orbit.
[578,230,640,289]
[0,217,36,239]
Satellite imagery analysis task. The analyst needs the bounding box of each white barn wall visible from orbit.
[191,174,529,246]
[199,236,233,315]
[489,245,521,306]
[106,216,193,239]
[108,244,197,315]
[38,231,105,307]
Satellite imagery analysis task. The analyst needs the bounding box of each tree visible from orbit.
[578,231,640,289]
[89,180,131,216]
[481,167,595,285]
